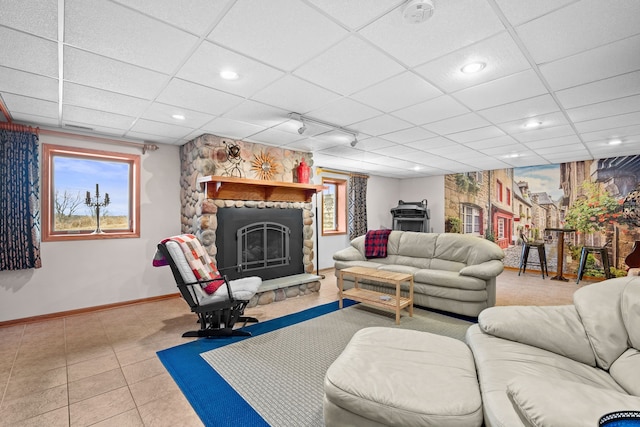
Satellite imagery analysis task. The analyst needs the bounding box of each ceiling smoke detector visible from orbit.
[402,0,434,24]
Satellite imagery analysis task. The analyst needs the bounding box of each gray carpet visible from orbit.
[200,304,473,427]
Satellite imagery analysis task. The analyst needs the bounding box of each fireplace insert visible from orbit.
[216,207,304,281]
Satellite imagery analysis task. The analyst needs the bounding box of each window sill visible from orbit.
[43,231,140,242]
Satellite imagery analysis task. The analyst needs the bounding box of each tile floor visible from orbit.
[0,268,592,426]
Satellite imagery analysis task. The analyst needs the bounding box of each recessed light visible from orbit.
[524,121,542,129]
[608,139,622,145]
[461,62,486,74]
[172,114,185,120]
[505,153,520,158]
[220,70,239,80]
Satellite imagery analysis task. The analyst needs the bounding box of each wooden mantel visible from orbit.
[198,176,324,203]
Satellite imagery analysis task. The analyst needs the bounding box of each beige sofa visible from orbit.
[466,275,640,426]
[333,231,505,317]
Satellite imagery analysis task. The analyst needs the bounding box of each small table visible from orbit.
[545,227,576,282]
[338,266,414,324]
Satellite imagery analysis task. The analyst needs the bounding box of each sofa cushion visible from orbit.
[434,233,504,265]
[507,376,640,427]
[610,348,640,396]
[574,278,631,370]
[414,269,486,291]
[395,231,437,258]
[478,305,596,366]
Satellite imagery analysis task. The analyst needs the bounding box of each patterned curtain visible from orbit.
[0,127,41,270]
[348,174,368,240]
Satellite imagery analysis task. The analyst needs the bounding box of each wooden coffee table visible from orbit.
[338,266,414,324]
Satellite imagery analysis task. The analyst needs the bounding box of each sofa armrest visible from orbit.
[333,246,365,262]
[459,260,504,280]
[478,305,597,366]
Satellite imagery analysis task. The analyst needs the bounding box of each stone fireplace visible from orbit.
[179,134,322,307]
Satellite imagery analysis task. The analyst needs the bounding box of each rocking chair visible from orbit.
[156,234,261,338]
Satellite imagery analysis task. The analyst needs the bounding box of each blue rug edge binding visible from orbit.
[157,299,358,427]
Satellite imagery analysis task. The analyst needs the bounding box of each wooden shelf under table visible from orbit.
[338,266,414,324]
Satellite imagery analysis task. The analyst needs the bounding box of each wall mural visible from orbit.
[444,155,640,278]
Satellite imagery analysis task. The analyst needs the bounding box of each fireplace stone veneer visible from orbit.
[179,134,321,307]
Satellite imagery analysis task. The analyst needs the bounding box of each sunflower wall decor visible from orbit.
[251,151,279,180]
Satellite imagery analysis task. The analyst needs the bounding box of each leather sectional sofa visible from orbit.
[333,230,505,317]
[466,275,640,426]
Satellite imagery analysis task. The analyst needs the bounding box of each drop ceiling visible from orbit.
[1,0,639,178]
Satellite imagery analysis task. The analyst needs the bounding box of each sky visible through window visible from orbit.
[54,156,129,216]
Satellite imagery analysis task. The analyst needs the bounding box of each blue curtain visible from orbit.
[348,174,368,240]
[0,127,41,270]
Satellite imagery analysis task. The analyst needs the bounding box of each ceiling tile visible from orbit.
[142,102,215,129]
[112,0,232,35]
[415,31,531,93]
[65,0,199,73]
[566,95,640,123]
[1,0,58,39]
[516,0,640,63]
[423,143,477,158]
[208,0,348,71]
[479,143,528,157]
[307,97,380,126]
[452,69,548,111]
[284,138,340,153]
[405,136,455,151]
[359,0,503,67]
[556,71,640,109]
[64,48,168,99]
[221,100,289,128]
[294,36,405,96]
[157,78,244,115]
[251,75,341,114]
[540,34,640,90]
[477,94,560,124]
[234,128,303,146]
[306,0,402,30]
[523,135,582,150]
[125,131,184,145]
[63,83,149,117]
[351,72,442,113]
[128,119,193,139]
[2,93,58,119]
[581,124,640,143]
[379,127,437,144]
[62,105,136,130]
[423,113,491,135]
[177,41,285,98]
[446,126,506,144]
[352,137,396,151]
[514,124,577,143]
[496,111,569,135]
[574,111,640,134]
[11,113,59,127]
[533,143,588,156]
[464,135,521,150]
[199,117,266,140]
[0,27,58,78]
[352,114,412,135]
[392,95,469,125]
[493,0,576,26]
[0,66,58,102]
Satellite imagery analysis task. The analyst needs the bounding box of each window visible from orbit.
[42,144,140,241]
[322,178,347,235]
[497,218,505,239]
[462,205,481,235]
[506,188,511,206]
[496,180,503,202]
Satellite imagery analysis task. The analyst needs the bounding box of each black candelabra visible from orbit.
[85,183,110,234]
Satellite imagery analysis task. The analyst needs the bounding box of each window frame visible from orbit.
[462,204,481,235]
[321,177,347,236]
[42,144,141,242]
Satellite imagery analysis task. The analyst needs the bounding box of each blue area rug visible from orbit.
[157,300,357,427]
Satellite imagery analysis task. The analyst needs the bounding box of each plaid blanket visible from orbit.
[364,229,392,259]
[153,234,224,294]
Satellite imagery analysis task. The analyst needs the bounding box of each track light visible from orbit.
[289,112,358,146]
[298,118,307,134]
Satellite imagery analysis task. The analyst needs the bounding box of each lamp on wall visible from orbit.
[289,112,358,147]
